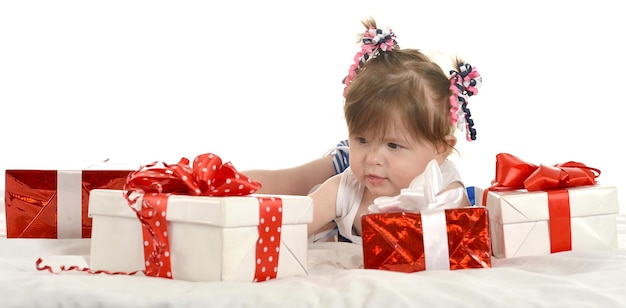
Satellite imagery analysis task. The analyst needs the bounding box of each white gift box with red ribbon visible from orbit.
[476,185,619,258]
[88,189,313,282]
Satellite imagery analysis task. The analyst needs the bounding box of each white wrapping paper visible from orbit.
[88,189,313,282]
[476,186,619,258]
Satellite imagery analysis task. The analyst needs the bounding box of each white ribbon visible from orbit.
[368,160,465,270]
[56,171,83,238]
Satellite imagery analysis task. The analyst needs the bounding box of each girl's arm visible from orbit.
[243,155,336,196]
[307,174,341,237]
[443,182,472,207]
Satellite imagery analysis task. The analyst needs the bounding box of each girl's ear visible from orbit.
[435,135,457,163]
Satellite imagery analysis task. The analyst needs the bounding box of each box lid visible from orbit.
[88,189,313,227]
[477,185,618,224]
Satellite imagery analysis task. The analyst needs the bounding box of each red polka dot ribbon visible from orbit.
[254,196,283,282]
[124,153,262,199]
[138,193,173,278]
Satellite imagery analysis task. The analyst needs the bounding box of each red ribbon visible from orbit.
[482,153,600,253]
[36,258,141,276]
[547,190,571,253]
[254,196,283,282]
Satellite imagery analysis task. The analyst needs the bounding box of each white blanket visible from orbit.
[2,202,626,307]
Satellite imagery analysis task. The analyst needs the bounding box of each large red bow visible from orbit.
[489,153,600,192]
[124,153,261,201]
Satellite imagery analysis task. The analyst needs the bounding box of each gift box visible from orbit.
[476,185,619,258]
[88,189,313,282]
[476,152,620,258]
[361,207,492,273]
[4,169,133,238]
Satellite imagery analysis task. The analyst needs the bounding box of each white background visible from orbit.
[1,1,623,208]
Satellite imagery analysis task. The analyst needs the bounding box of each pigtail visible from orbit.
[342,18,398,97]
[449,58,482,141]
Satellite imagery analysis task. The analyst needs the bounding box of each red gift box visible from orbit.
[361,207,491,272]
[5,169,132,238]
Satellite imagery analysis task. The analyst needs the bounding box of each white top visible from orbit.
[334,159,464,244]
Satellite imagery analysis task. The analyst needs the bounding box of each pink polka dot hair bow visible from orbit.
[343,26,398,96]
[124,153,261,202]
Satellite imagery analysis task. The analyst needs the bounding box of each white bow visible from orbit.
[368,160,465,213]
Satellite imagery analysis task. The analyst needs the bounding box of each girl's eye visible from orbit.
[357,137,367,144]
[388,143,400,149]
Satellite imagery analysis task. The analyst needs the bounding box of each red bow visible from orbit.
[124,153,261,201]
[489,153,600,192]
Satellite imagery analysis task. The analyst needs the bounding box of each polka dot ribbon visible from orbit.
[124,153,262,199]
[254,196,283,282]
[137,192,173,278]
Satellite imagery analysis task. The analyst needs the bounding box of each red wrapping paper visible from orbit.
[5,170,132,238]
[361,207,491,272]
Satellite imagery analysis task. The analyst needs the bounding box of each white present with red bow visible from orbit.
[476,153,619,258]
[87,153,313,282]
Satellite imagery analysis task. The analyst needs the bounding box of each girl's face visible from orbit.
[348,122,449,199]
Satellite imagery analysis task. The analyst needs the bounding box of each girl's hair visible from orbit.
[343,18,480,148]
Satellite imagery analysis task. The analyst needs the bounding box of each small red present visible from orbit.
[5,169,133,238]
[362,207,491,272]
[361,160,492,272]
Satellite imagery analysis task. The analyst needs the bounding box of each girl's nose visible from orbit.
[365,146,383,165]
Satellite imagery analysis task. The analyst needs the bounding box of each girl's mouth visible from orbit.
[367,175,386,186]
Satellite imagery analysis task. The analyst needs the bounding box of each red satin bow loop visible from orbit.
[490,153,600,192]
[492,153,538,189]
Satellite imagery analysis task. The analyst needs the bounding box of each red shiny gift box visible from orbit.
[361,207,491,273]
[5,169,132,238]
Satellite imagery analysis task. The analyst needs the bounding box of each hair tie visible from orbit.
[449,63,482,141]
[343,26,398,96]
